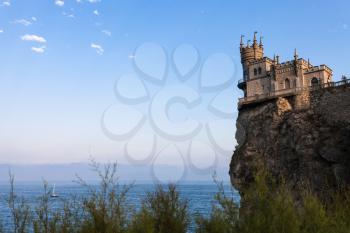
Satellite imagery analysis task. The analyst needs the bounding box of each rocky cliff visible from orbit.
[230,84,350,199]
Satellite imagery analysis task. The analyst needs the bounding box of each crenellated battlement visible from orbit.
[305,64,333,74]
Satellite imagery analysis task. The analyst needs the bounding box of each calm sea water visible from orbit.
[0,182,240,232]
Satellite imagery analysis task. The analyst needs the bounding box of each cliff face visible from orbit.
[230,84,350,198]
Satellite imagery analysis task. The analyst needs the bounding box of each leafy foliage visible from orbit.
[195,168,350,233]
[2,163,350,233]
[129,184,190,233]
[76,160,133,233]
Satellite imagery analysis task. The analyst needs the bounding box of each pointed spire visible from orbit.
[253,31,257,43]
[294,48,298,60]
[252,31,258,47]
[240,35,245,48]
[259,36,263,47]
[273,54,276,61]
[276,54,280,64]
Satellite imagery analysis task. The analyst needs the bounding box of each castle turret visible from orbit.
[238,32,265,96]
[240,32,264,76]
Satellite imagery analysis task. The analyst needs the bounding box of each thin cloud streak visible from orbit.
[91,43,104,55]
[13,19,32,26]
[102,30,111,36]
[31,46,46,53]
[2,1,10,6]
[55,0,64,7]
[21,34,47,43]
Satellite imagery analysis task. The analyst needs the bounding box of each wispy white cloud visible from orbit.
[32,17,37,22]
[0,29,3,33]
[13,19,32,26]
[91,43,104,55]
[101,30,111,37]
[62,11,75,18]
[31,46,46,53]
[21,34,47,43]
[2,1,10,6]
[93,9,99,16]
[55,0,64,7]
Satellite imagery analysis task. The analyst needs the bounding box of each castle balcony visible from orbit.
[237,78,350,109]
[238,88,300,109]
[237,79,246,90]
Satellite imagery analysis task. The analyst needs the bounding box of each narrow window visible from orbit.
[285,78,290,89]
[244,70,248,80]
[254,68,257,76]
[258,67,262,75]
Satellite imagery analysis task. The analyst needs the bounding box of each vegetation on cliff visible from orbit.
[197,168,350,233]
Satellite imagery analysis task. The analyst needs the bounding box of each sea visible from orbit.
[0,182,240,232]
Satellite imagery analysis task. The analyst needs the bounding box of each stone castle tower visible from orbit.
[238,32,333,103]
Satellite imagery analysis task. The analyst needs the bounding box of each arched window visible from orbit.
[254,68,257,76]
[258,67,262,75]
[311,77,319,86]
[285,78,291,89]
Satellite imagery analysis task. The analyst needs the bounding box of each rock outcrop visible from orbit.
[230,84,350,199]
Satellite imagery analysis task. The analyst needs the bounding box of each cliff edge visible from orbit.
[230,84,350,198]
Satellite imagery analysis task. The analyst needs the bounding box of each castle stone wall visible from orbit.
[246,77,271,97]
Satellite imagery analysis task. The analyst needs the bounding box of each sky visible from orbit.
[0,0,349,181]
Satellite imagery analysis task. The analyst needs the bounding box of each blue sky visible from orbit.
[0,0,349,171]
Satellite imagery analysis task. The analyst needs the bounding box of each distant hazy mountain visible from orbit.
[0,163,229,183]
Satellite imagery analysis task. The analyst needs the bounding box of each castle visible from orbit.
[231,33,350,202]
[238,32,333,107]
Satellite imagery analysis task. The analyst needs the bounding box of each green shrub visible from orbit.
[195,168,350,233]
[6,172,31,233]
[195,180,239,233]
[76,160,134,233]
[328,188,350,233]
[54,196,83,233]
[32,180,59,233]
[129,184,190,233]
